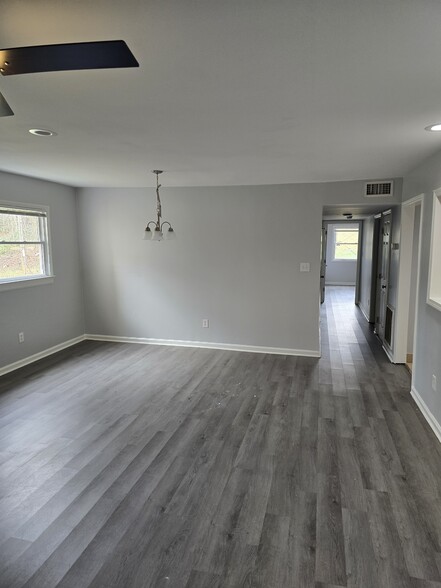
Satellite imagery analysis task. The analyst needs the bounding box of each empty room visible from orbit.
[1,1,441,587]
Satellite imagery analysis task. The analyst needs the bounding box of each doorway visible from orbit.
[321,220,362,305]
[321,205,398,363]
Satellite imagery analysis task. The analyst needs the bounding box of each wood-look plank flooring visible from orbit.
[1,286,441,587]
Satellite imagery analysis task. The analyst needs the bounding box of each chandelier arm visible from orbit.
[160,221,171,231]
[145,220,158,230]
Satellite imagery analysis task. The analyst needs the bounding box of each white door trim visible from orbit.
[394,194,424,364]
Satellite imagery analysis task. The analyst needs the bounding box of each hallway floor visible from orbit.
[0,286,440,587]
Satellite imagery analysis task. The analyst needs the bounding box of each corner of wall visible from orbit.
[73,187,87,335]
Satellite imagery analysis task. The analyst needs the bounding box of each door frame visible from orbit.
[394,194,424,365]
[321,219,363,300]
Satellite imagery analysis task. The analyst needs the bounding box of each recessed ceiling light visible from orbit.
[29,128,57,137]
[425,123,441,132]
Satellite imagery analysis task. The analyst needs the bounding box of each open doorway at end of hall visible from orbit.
[320,220,362,306]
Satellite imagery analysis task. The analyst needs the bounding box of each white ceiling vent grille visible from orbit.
[364,180,394,197]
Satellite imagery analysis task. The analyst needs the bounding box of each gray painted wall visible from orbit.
[0,171,84,369]
[77,178,402,354]
[325,222,358,285]
[402,153,441,424]
[78,184,322,353]
[0,170,402,370]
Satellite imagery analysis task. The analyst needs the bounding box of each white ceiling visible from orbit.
[1,0,441,188]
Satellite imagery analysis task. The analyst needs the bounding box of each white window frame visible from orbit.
[331,225,359,262]
[0,201,54,292]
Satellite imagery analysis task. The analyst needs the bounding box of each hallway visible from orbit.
[320,286,441,587]
[0,288,440,586]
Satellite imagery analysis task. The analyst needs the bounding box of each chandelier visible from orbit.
[143,170,176,241]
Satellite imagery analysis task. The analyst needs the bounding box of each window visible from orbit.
[333,227,359,260]
[0,203,53,286]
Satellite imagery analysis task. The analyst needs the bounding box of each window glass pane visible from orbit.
[334,229,359,260]
[335,230,359,244]
[335,243,358,259]
[0,213,41,242]
[0,243,44,279]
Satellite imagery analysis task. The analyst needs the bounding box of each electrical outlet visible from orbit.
[432,375,437,392]
[202,319,209,328]
[300,262,310,272]
[18,332,24,343]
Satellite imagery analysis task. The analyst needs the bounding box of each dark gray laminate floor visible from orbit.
[1,286,440,587]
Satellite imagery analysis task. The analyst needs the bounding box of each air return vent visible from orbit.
[385,305,394,348]
[364,181,394,197]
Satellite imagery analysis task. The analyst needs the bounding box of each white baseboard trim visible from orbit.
[325,282,356,286]
[382,344,395,364]
[358,304,370,323]
[411,385,441,445]
[0,335,86,377]
[0,333,320,378]
[85,334,321,358]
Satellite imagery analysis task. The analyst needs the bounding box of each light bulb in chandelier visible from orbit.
[151,227,163,241]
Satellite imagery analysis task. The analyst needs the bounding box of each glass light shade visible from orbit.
[165,227,176,240]
[151,228,163,241]
[143,227,152,240]
[426,123,441,132]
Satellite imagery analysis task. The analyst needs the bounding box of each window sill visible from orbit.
[0,275,54,292]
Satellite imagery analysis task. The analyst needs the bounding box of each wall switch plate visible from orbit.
[202,319,209,328]
[432,375,437,392]
[300,262,310,272]
[18,332,24,343]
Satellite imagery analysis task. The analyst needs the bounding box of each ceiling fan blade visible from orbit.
[0,91,13,116]
[0,40,139,76]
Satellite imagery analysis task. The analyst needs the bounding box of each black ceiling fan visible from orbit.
[0,40,139,117]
